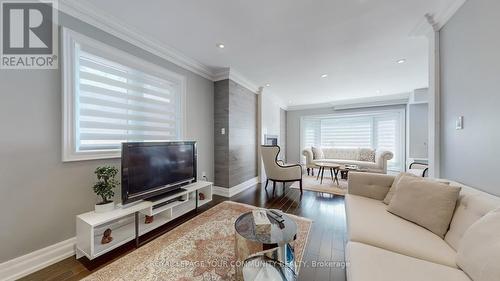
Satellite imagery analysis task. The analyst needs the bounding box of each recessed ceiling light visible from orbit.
[376,90,381,94]
[397,59,406,64]
[265,83,271,87]
[321,74,328,78]
[288,100,293,104]
[216,43,225,49]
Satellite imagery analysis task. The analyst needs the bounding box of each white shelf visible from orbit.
[78,201,152,226]
[138,213,171,235]
[151,199,186,216]
[198,199,210,207]
[77,181,213,260]
[93,222,135,257]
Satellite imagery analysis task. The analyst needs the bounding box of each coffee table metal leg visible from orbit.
[330,168,334,181]
[320,167,325,184]
[334,169,340,185]
[316,167,322,180]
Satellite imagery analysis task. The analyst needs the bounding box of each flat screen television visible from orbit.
[121,141,197,204]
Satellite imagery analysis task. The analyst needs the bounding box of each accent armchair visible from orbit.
[408,162,429,177]
[261,145,303,193]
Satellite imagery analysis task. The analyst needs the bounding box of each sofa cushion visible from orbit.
[445,184,500,250]
[313,159,380,169]
[456,208,500,281]
[383,172,419,204]
[358,148,376,162]
[387,176,461,238]
[322,148,359,160]
[345,194,458,268]
[346,242,471,281]
[311,146,324,160]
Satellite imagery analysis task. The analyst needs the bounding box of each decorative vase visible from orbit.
[95,201,115,213]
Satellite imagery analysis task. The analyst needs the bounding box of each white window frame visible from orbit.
[299,108,406,172]
[62,28,187,162]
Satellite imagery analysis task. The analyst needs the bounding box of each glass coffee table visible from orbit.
[234,209,297,280]
[315,162,341,184]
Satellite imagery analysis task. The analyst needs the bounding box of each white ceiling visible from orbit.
[81,0,456,107]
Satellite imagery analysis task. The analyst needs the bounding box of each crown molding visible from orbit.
[57,0,214,80]
[213,67,261,93]
[287,93,410,111]
[434,0,467,30]
[56,0,302,111]
[410,0,467,36]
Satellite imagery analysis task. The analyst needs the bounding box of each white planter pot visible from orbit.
[95,201,115,213]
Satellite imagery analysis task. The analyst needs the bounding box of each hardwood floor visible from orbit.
[20,183,347,281]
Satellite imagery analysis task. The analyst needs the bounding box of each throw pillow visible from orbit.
[383,173,419,204]
[456,208,500,281]
[358,148,376,162]
[387,176,461,238]
[311,147,324,160]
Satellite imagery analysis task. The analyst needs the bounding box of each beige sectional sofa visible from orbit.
[345,172,500,281]
[302,147,393,174]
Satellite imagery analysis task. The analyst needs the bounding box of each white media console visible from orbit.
[76,181,213,260]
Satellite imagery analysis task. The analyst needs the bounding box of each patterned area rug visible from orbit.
[290,175,348,196]
[83,201,312,281]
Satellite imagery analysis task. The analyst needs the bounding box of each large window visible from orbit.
[300,110,405,171]
[62,29,186,161]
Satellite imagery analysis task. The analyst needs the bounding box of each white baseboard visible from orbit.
[0,237,76,281]
[213,177,259,198]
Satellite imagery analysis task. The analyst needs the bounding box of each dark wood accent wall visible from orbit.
[214,80,230,187]
[228,80,258,187]
[214,79,258,188]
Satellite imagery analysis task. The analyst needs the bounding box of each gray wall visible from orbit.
[213,79,257,188]
[0,12,214,262]
[286,105,406,164]
[440,0,500,195]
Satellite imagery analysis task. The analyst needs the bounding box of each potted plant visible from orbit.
[92,166,119,213]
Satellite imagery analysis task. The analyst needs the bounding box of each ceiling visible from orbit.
[79,0,456,107]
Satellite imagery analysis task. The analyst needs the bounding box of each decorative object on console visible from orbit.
[144,215,154,224]
[101,228,113,244]
[92,166,119,213]
[199,192,205,200]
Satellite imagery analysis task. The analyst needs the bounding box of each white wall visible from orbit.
[407,103,429,161]
[259,93,285,182]
[440,0,500,195]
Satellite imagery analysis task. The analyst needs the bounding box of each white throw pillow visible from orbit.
[456,208,500,281]
[311,147,324,160]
